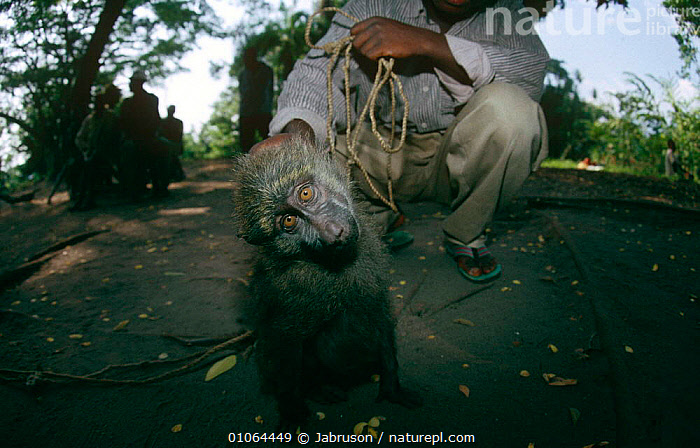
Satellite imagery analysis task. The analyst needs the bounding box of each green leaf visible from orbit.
[204,355,237,382]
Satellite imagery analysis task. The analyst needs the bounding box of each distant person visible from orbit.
[665,139,681,177]
[72,84,122,210]
[160,105,185,182]
[119,69,167,198]
[238,45,274,152]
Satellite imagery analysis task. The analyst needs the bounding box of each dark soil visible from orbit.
[1,161,698,447]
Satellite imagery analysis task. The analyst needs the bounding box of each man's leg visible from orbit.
[434,83,548,280]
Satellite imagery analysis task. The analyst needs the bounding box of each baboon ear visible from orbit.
[249,133,296,156]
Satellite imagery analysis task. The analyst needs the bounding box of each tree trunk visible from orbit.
[70,0,126,117]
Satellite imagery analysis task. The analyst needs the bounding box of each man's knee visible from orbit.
[468,82,542,145]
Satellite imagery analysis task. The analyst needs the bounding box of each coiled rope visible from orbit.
[304,7,410,213]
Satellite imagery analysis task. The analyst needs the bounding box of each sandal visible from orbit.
[446,242,502,282]
[382,213,414,251]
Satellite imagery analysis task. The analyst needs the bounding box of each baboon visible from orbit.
[231,135,421,430]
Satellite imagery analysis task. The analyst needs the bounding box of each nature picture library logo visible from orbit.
[484,0,699,37]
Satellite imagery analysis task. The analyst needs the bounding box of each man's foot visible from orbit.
[382,213,413,251]
[446,241,501,282]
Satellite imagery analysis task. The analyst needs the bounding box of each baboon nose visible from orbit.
[322,221,346,245]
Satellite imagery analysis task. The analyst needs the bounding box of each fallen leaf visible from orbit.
[652,264,659,272]
[134,264,144,270]
[624,345,634,353]
[458,384,470,397]
[582,442,609,448]
[316,412,325,421]
[205,355,237,382]
[11,301,20,306]
[69,334,83,339]
[353,422,368,436]
[542,373,556,382]
[454,318,476,327]
[512,280,521,285]
[46,337,54,342]
[520,370,530,377]
[528,443,535,448]
[147,247,157,253]
[427,335,436,340]
[171,424,182,433]
[371,374,380,383]
[158,353,169,360]
[548,377,578,386]
[113,320,130,331]
[138,313,148,319]
[548,343,559,353]
[254,415,264,424]
[569,407,581,425]
[368,416,381,428]
[368,427,378,438]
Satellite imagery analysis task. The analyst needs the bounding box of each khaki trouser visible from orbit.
[334,82,548,246]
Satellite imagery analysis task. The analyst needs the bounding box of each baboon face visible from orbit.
[232,136,359,262]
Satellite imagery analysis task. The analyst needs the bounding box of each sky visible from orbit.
[142,0,697,134]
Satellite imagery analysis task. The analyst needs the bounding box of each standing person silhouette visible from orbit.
[119,69,165,199]
[238,45,274,152]
[161,105,185,182]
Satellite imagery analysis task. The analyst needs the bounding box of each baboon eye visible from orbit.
[281,214,298,231]
[298,186,314,202]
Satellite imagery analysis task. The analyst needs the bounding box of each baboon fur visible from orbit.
[231,136,420,429]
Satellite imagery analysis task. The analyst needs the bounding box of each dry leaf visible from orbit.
[138,313,148,319]
[368,416,381,428]
[316,412,325,421]
[548,377,578,386]
[69,334,83,339]
[458,384,470,397]
[254,415,264,424]
[548,343,559,353]
[134,264,144,270]
[171,424,183,433]
[520,370,530,377]
[582,442,609,448]
[528,443,535,448]
[542,373,556,382]
[81,341,92,347]
[353,422,368,436]
[368,427,378,438]
[46,337,54,342]
[158,353,169,360]
[454,318,476,327]
[624,345,634,353]
[652,264,659,272]
[512,280,521,285]
[113,320,130,331]
[205,355,237,382]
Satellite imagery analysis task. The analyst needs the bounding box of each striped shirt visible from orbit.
[270,0,549,146]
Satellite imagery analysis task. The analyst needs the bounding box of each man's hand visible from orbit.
[350,16,472,85]
[350,17,441,61]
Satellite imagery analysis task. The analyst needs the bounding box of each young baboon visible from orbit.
[231,135,421,430]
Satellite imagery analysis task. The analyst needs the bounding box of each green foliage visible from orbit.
[587,73,699,178]
[540,59,605,160]
[663,0,700,78]
[193,0,345,156]
[0,0,223,178]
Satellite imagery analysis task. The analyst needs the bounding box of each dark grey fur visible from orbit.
[231,137,421,430]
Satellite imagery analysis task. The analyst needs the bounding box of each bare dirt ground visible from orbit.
[1,161,698,447]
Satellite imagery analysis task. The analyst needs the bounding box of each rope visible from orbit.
[305,7,410,213]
